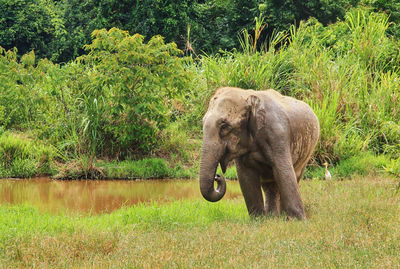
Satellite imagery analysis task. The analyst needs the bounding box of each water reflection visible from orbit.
[0,178,242,215]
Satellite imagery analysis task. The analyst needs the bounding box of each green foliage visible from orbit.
[261,0,360,31]
[0,49,40,128]
[0,132,56,177]
[0,0,65,60]
[104,158,170,179]
[1,0,400,63]
[331,153,390,179]
[157,122,201,167]
[192,8,400,167]
[384,156,400,178]
[98,158,195,179]
[1,7,400,179]
[55,0,198,62]
[216,166,238,180]
[195,45,295,109]
[77,28,192,157]
[53,0,104,62]
[54,156,196,179]
[361,0,400,37]
[288,9,399,163]
[126,0,194,47]
[191,0,260,53]
[1,28,192,161]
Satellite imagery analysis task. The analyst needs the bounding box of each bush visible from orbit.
[76,28,192,157]
[1,28,193,160]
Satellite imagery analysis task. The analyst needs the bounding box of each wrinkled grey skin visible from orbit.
[199,87,320,220]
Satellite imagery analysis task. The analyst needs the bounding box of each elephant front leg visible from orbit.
[262,182,280,215]
[236,160,265,217]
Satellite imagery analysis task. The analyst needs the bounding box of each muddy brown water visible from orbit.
[0,178,242,215]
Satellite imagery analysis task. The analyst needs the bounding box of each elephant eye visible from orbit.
[220,123,232,137]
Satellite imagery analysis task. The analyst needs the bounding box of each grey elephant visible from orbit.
[199,87,320,220]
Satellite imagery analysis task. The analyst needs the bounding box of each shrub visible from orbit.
[76,28,192,157]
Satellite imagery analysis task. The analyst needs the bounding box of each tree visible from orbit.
[77,28,192,156]
[0,0,64,60]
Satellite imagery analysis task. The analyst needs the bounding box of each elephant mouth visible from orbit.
[219,146,234,174]
[219,157,229,174]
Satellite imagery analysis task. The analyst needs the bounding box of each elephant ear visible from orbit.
[246,94,266,137]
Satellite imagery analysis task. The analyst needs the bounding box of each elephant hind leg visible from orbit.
[262,182,280,215]
[296,166,307,183]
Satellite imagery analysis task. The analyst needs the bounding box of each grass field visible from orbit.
[1,177,399,268]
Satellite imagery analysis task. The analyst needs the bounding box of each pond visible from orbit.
[0,178,242,215]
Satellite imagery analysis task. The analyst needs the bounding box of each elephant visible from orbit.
[199,87,320,220]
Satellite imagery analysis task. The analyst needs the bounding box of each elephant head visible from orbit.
[199,88,255,202]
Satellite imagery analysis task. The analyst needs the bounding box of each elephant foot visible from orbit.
[248,208,266,218]
[284,204,305,220]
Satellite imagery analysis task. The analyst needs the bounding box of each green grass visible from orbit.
[100,158,196,179]
[1,177,399,267]
[218,152,391,181]
[54,157,197,179]
[216,166,238,180]
[0,132,56,178]
[304,152,391,180]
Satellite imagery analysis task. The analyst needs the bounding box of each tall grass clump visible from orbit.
[0,132,56,177]
[102,158,171,179]
[288,9,400,165]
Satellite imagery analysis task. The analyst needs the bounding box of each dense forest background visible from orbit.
[1,0,399,62]
[0,0,400,179]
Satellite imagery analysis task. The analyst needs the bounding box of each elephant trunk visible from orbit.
[199,141,226,202]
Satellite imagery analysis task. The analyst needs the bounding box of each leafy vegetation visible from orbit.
[0,0,63,60]
[1,28,194,178]
[1,0,399,62]
[1,3,399,267]
[0,6,399,179]
[190,8,400,170]
[77,28,192,157]
[0,132,56,178]
[99,158,195,179]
